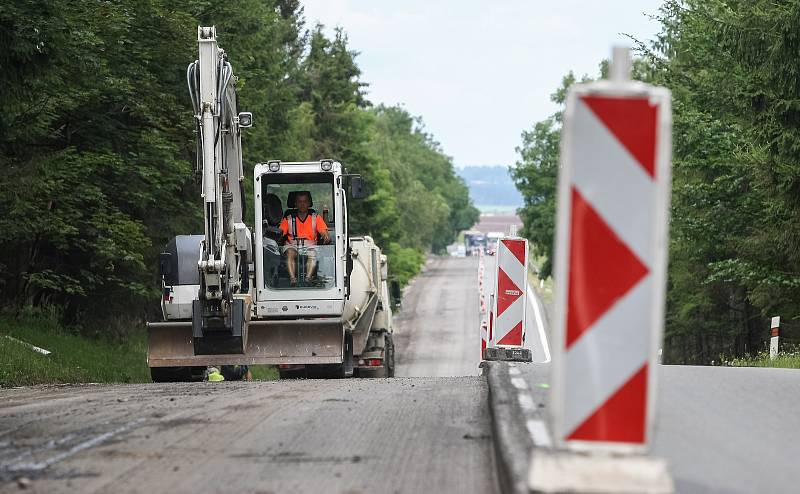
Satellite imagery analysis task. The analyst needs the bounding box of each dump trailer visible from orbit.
[147,27,396,381]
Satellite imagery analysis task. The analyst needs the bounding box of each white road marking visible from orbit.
[526,419,553,448]
[518,392,536,412]
[527,285,551,363]
[2,418,146,472]
[511,377,529,390]
[508,366,521,376]
[3,335,52,356]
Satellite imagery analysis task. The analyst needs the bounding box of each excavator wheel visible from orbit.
[278,367,307,379]
[150,366,204,383]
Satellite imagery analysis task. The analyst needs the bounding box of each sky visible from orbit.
[302,0,666,168]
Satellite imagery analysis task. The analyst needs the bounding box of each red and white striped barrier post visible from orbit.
[483,236,532,362]
[531,47,673,493]
[488,297,493,345]
[770,316,781,360]
[480,320,489,357]
[478,252,486,357]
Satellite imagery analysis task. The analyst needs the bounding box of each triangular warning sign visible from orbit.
[582,95,658,178]
[497,321,523,346]
[567,363,648,443]
[566,187,648,348]
[502,239,526,265]
[496,268,522,317]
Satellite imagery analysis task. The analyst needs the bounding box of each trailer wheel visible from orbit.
[150,366,203,383]
[385,333,395,378]
[356,331,394,378]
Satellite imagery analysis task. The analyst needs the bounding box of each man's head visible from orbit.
[295,192,311,213]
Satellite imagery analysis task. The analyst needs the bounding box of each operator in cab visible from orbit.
[280,191,331,285]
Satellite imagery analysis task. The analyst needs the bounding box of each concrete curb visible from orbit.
[482,361,534,494]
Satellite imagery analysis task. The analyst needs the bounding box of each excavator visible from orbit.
[147,27,398,381]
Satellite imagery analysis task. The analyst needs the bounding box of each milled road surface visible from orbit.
[0,256,499,494]
[0,379,496,494]
[394,257,482,377]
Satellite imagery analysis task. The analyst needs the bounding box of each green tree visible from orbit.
[512,0,800,363]
[511,73,583,278]
[370,105,478,254]
[0,0,198,322]
[0,0,478,328]
[641,0,800,362]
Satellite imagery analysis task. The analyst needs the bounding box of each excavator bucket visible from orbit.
[147,319,344,368]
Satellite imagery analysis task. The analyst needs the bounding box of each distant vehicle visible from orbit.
[486,232,503,256]
[463,230,488,256]
[486,242,497,256]
[454,245,467,257]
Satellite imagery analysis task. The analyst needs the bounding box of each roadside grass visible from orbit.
[0,310,150,386]
[527,252,553,305]
[725,349,800,369]
[249,365,279,380]
[0,309,282,386]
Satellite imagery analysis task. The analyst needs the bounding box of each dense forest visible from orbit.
[0,0,478,326]
[513,0,800,364]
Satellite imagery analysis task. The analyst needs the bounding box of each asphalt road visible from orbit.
[0,256,500,494]
[507,280,800,493]
[8,251,792,494]
[652,365,800,493]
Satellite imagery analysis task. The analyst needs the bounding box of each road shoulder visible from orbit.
[482,360,551,494]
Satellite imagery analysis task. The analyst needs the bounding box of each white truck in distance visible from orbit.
[147,27,397,381]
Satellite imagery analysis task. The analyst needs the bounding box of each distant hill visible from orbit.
[457,165,523,212]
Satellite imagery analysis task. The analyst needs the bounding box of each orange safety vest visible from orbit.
[280,212,327,242]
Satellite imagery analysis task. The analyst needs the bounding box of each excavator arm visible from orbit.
[186,26,252,353]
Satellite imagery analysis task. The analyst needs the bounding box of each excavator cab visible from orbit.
[254,161,347,319]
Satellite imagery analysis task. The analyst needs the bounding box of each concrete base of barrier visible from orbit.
[528,451,674,494]
[483,346,532,362]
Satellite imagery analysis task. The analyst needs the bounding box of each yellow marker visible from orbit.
[207,367,225,382]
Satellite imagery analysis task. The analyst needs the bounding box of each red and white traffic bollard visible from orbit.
[531,46,674,494]
[770,316,781,360]
[483,236,532,362]
[480,320,488,357]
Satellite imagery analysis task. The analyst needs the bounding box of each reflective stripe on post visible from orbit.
[480,320,488,357]
[770,316,781,360]
[478,253,488,357]
[550,52,672,452]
